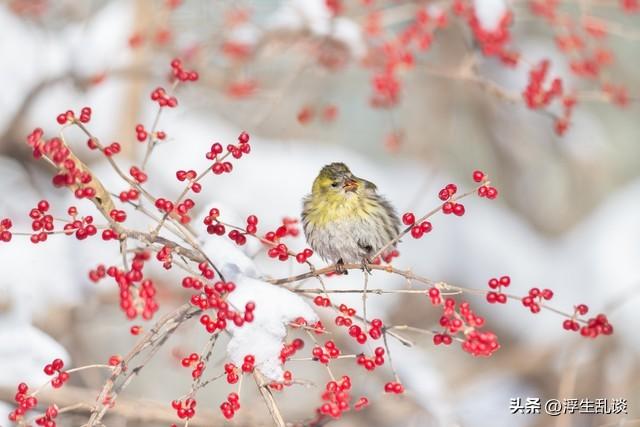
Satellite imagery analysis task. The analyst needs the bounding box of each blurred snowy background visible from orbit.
[0,0,639,426]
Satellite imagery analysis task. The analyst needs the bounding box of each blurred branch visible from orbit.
[254,370,286,427]
[0,384,218,426]
[0,67,150,150]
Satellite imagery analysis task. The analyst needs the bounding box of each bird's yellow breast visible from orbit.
[305,192,373,227]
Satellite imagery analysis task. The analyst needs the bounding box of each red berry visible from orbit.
[402,212,415,225]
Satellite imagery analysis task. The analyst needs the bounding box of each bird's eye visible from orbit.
[331,182,339,188]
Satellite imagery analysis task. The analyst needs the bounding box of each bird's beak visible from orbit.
[343,178,358,192]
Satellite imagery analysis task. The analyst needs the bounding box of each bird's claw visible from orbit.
[361,259,372,274]
[336,259,348,275]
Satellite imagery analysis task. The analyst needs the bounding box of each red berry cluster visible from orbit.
[371,72,402,108]
[462,330,500,357]
[467,6,518,65]
[55,107,92,125]
[486,275,510,304]
[228,229,248,246]
[439,184,466,216]
[554,95,577,136]
[26,130,96,200]
[157,245,173,269]
[338,303,356,317]
[442,201,465,216]
[154,198,195,223]
[226,138,251,160]
[99,252,159,320]
[377,248,400,263]
[203,207,225,235]
[35,405,59,427]
[103,142,122,157]
[198,261,216,280]
[523,59,563,109]
[205,132,251,174]
[150,87,178,108]
[440,299,485,333]
[295,248,314,263]
[43,358,69,388]
[181,276,204,290]
[477,185,498,199]
[63,208,97,240]
[176,169,201,193]
[368,318,384,339]
[211,159,233,175]
[78,107,92,123]
[296,104,339,125]
[224,363,239,384]
[280,338,305,362]
[204,142,223,160]
[563,303,588,331]
[356,346,385,371]
[174,199,195,224]
[348,324,369,345]
[264,217,300,243]
[384,381,404,394]
[313,295,331,307]
[334,312,354,328]
[241,354,255,373]
[171,398,196,420]
[522,287,554,313]
[220,392,240,419]
[129,166,148,183]
[268,370,294,391]
[135,124,148,142]
[430,295,499,357]
[0,218,13,242]
[109,209,127,223]
[101,228,119,240]
[563,304,613,337]
[312,340,341,364]
[354,396,369,411]
[176,169,196,181]
[428,287,442,305]
[433,332,453,345]
[29,200,53,243]
[89,264,106,282]
[55,110,75,125]
[192,283,255,332]
[118,188,140,202]
[180,353,204,379]
[580,313,613,338]
[154,198,174,213]
[267,243,291,261]
[474,170,498,199]
[318,376,352,419]
[366,5,449,109]
[170,58,199,82]
[402,211,433,238]
[438,183,457,201]
[8,383,37,422]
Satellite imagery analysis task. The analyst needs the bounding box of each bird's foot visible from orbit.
[336,259,348,275]
[361,259,372,274]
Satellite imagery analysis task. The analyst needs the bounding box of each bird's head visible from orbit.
[312,162,363,198]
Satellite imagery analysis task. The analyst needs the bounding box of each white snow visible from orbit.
[266,0,366,59]
[473,0,508,32]
[226,274,318,381]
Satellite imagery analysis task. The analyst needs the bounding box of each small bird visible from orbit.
[302,162,400,273]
